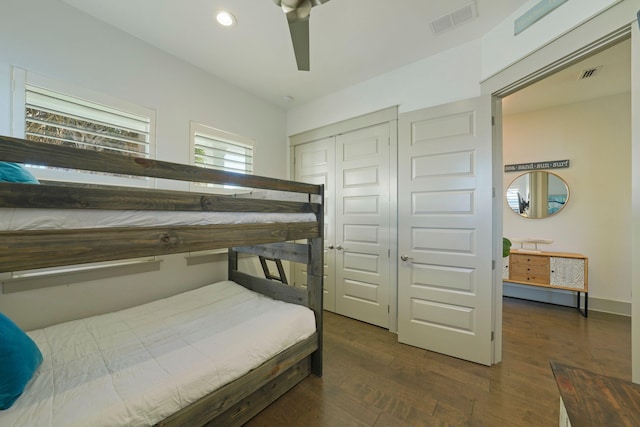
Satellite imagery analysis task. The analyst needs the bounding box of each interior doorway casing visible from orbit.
[481,1,638,379]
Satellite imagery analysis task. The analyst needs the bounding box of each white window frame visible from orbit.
[189,121,255,194]
[11,67,157,188]
[5,68,158,288]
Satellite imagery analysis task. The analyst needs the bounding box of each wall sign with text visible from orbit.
[504,159,570,173]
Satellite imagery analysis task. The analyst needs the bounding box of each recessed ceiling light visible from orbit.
[216,10,236,27]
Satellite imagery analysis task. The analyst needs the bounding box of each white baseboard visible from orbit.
[503,282,630,317]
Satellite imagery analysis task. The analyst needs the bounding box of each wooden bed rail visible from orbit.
[229,236,324,378]
[0,222,320,273]
[0,135,324,425]
[233,242,311,264]
[0,135,322,195]
[0,182,320,213]
[0,135,324,273]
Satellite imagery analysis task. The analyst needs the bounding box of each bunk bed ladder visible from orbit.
[259,256,288,284]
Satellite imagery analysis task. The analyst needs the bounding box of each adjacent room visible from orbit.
[1,0,639,425]
[502,38,631,315]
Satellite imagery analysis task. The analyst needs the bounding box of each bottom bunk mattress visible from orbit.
[0,280,316,426]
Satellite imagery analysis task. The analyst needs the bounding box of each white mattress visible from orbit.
[0,281,316,427]
[0,209,316,230]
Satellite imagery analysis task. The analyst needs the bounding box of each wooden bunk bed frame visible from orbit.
[0,135,324,427]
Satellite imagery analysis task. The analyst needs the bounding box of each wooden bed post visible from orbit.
[308,186,324,376]
[228,247,238,274]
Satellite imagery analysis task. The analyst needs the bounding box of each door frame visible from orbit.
[481,2,638,372]
[289,106,400,332]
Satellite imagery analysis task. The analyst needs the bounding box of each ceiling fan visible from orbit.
[272,0,330,71]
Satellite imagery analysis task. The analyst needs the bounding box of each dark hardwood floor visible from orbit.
[246,297,631,426]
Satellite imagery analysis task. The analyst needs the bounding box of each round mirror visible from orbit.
[506,171,569,219]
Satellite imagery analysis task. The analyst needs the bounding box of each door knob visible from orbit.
[336,245,343,250]
[327,245,334,249]
[400,255,413,262]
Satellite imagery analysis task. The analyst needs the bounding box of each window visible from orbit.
[506,187,521,213]
[5,68,158,287]
[12,68,156,187]
[190,121,254,191]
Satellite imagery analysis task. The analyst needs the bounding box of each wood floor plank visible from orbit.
[245,297,631,426]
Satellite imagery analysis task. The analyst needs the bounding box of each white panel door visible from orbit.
[335,123,391,328]
[397,97,494,365]
[293,138,336,312]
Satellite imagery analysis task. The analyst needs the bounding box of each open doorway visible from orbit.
[500,37,632,316]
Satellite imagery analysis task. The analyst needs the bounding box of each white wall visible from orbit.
[0,0,286,330]
[282,0,637,371]
[284,0,635,311]
[503,93,632,305]
[481,0,621,80]
[286,40,482,136]
[1,0,633,331]
[286,0,623,137]
[0,0,286,180]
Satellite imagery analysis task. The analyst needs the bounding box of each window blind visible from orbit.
[25,85,151,158]
[194,132,253,174]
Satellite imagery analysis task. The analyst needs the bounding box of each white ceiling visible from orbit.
[503,38,631,115]
[60,0,630,113]
[60,0,532,109]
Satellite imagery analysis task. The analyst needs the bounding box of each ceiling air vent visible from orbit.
[430,1,478,35]
[578,66,603,80]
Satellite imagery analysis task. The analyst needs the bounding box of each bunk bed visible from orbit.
[0,135,324,426]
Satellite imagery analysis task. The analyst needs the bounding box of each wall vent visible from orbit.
[430,1,478,35]
[578,66,603,80]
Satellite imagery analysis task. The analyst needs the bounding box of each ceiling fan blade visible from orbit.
[273,0,329,70]
[288,18,310,71]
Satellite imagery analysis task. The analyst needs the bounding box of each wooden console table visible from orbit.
[551,361,640,426]
[503,250,588,317]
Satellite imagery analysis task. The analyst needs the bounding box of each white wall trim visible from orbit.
[289,106,398,145]
[481,2,636,97]
[481,0,638,380]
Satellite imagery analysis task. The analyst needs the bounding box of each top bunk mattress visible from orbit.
[0,209,317,231]
[0,280,316,427]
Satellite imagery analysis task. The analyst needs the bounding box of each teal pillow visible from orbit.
[0,162,39,184]
[0,312,43,410]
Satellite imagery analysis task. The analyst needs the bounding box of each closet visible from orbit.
[290,110,396,329]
